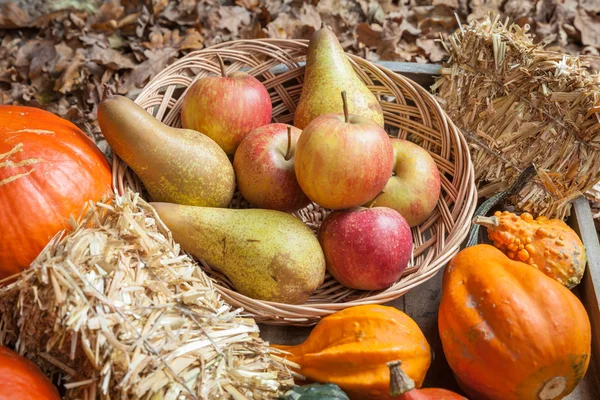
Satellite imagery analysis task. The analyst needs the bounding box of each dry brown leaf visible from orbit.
[414,5,457,33]
[433,0,459,8]
[219,6,252,36]
[120,47,178,93]
[503,0,535,21]
[357,23,383,48]
[468,0,502,22]
[179,30,205,50]
[236,0,261,12]
[0,2,31,29]
[89,0,124,25]
[54,51,85,94]
[88,44,136,70]
[416,38,446,62]
[574,8,600,49]
[298,4,322,33]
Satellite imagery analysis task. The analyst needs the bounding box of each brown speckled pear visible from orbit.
[151,202,326,304]
[98,94,235,208]
[293,25,384,129]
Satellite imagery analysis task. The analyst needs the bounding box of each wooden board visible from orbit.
[259,62,600,398]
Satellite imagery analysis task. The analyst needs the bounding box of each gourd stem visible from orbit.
[216,54,227,78]
[387,360,415,396]
[341,91,349,123]
[472,215,499,229]
[465,163,536,248]
[284,126,293,161]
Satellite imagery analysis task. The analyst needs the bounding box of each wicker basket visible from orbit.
[112,39,477,326]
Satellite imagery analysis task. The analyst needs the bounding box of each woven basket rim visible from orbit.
[115,38,477,325]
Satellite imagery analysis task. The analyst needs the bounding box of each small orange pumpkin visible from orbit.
[439,244,591,400]
[0,346,60,400]
[272,305,431,400]
[0,106,111,280]
[474,210,586,288]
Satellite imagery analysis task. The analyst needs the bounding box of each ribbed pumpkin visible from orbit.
[387,361,467,400]
[272,305,431,400]
[0,346,61,400]
[439,244,591,400]
[474,210,586,288]
[0,106,111,280]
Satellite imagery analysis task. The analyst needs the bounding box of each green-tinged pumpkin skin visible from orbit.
[280,383,350,400]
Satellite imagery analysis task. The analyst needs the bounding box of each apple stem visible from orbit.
[216,54,227,78]
[321,21,325,29]
[284,126,293,161]
[341,91,349,123]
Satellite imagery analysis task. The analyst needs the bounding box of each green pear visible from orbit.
[293,25,385,129]
[98,93,235,208]
[151,202,326,304]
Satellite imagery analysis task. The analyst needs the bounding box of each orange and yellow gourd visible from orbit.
[474,210,586,288]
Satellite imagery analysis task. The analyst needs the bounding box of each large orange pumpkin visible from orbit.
[273,305,431,400]
[439,244,591,400]
[0,106,111,280]
[0,346,60,400]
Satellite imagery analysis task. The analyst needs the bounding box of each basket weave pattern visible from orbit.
[113,39,477,325]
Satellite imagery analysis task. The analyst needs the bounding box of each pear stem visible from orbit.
[387,360,416,396]
[284,126,293,161]
[341,91,349,123]
[216,54,227,78]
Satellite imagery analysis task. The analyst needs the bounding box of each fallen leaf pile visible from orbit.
[1,0,599,222]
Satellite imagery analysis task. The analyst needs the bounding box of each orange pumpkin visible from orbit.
[0,106,111,280]
[474,211,586,288]
[439,244,591,400]
[0,346,60,400]
[273,305,431,400]
[387,361,467,400]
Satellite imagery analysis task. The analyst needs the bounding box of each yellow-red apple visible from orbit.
[367,139,441,227]
[234,124,310,213]
[180,56,272,155]
[294,92,393,210]
[318,207,413,290]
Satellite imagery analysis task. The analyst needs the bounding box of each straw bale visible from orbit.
[433,14,600,219]
[0,190,295,399]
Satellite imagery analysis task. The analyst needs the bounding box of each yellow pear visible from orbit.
[98,94,235,208]
[152,202,326,304]
[294,25,385,129]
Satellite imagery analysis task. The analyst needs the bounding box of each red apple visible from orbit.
[318,207,412,290]
[294,92,394,210]
[366,139,441,227]
[180,55,272,155]
[233,123,311,213]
